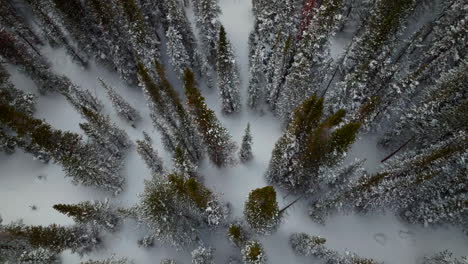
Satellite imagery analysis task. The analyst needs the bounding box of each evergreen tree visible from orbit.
[24,0,88,67]
[227,223,249,248]
[173,146,198,179]
[99,78,141,124]
[137,62,204,164]
[136,174,227,248]
[265,35,294,112]
[0,102,124,193]
[78,106,131,160]
[274,0,345,121]
[422,250,467,264]
[239,123,253,163]
[136,134,165,176]
[6,223,100,255]
[0,29,58,94]
[81,257,132,264]
[241,241,267,264]
[265,95,360,193]
[192,0,222,65]
[161,259,178,264]
[244,186,280,234]
[310,132,467,230]
[0,220,59,264]
[53,200,121,231]
[191,246,215,264]
[290,232,380,263]
[184,69,237,167]
[330,0,420,118]
[216,26,241,115]
[379,63,468,151]
[160,0,197,61]
[166,26,191,79]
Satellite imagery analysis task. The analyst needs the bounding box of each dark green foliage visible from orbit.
[266,95,360,192]
[227,224,248,247]
[184,69,236,167]
[244,186,280,234]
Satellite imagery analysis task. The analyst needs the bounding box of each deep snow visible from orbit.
[1,0,467,263]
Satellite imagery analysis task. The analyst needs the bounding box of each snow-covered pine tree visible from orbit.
[241,240,267,264]
[0,0,42,49]
[0,72,49,161]
[289,233,328,257]
[184,69,236,167]
[191,246,215,264]
[78,106,131,155]
[275,0,346,121]
[0,64,35,115]
[330,0,420,117]
[422,250,467,264]
[239,123,253,163]
[248,0,303,111]
[137,62,204,164]
[53,200,121,231]
[136,134,165,176]
[244,186,280,234]
[0,29,58,94]
[159,0,197,61]
[369,0,468,131]
[99,78,141,124]
[216,26,241,115]
[0,220,59,264]
[173,146,198,179]
[192,0,222,66]
[310,159,367,224]
[265,95,360,193]
[380,65,468,151]
[160,259,178,264]
[25,0,88,67]
[227,223,249,248]
[313,132,467,230]
[290,232,380,263]
[136,173,227,248]
[166,26,191,79]
[81,257,132,264]
[0,102,124,193]
[5,223,100,255]
[265,35,294,111]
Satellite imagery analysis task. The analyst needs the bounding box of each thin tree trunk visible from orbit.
[279,195,304,215]
[381,136,414,163]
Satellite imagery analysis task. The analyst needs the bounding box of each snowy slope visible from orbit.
[0,0,467,263]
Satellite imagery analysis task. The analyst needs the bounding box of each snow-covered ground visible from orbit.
[1,0,466,263]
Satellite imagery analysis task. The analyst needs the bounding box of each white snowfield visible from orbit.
[0,0,466,263]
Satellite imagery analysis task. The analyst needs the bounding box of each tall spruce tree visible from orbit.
[53,200,121,231]
[239,123,253,163]
[136,173,227,248]
[191,246,215,264]
[136,134,166,176]
[184,69,236,167]
[310,132,467,230]
[192,0,222,65]
[265,95,360,193]
[274,0,346,121]
[244,186,280,234]
[0,102,124,193]
[137,61,204,164]
[216,26,241,115]
[5,223,100,255]
[290,232,380,263]
[99,79,141,124]
[241,240,267,264]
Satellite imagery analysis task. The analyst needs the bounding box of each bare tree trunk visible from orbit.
[381,136,414,163]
